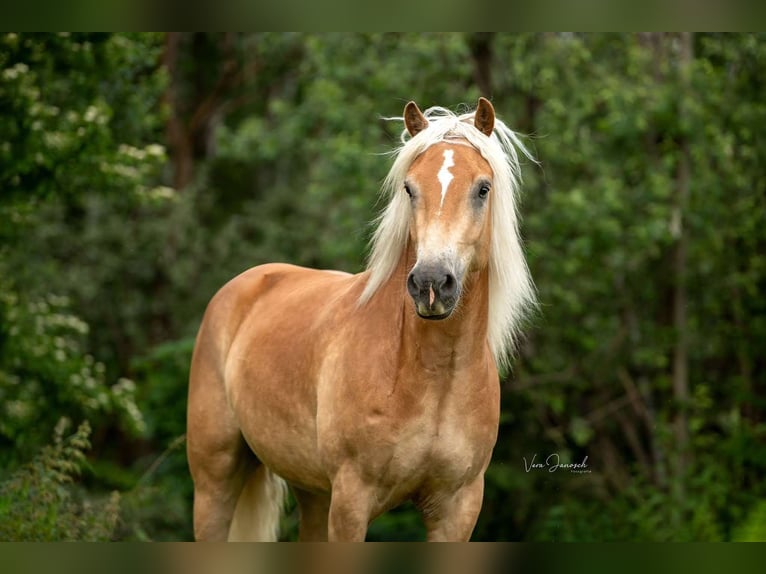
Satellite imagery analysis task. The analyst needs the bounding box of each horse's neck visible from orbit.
[382,244,491,375]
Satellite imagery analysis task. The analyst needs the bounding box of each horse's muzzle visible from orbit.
[407,264,460,320]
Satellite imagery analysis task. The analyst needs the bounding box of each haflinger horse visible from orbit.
[187,97,536,542]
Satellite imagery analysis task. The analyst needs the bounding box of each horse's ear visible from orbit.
[404,101,428,137]
[474,97,495,136]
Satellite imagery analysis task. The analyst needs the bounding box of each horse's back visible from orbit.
[197,262,354,353]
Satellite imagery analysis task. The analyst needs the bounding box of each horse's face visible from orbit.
[403,140,494,320]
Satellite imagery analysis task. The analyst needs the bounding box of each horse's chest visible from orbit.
[425,420,488,484]
[318,350,499,499]
[369,394,496,489]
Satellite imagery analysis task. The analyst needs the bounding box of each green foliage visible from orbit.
[733,500,766,542]
[132,338,194,442]
[367,502,427,542]
[0,33,170,376]
[0,420,120,541]
[116,433,191,541]
[117,339,195,541]
[0,32,166,539]
[0,33,166,204]
[0,282,145,467]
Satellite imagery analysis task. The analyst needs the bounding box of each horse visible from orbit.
[186,97,536,541]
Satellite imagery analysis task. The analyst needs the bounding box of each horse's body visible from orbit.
[187,99,535,541]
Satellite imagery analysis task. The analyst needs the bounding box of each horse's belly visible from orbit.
[226,349,330,493]
[243,428,329,492]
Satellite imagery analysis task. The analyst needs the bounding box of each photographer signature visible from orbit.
[523,453,591,474]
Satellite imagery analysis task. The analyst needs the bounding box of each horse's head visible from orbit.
[402,98,496,320]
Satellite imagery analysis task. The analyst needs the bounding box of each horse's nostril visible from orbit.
[441,273,457,297]
[407,272,419,297]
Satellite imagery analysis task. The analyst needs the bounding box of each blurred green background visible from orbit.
[0,33,764,541]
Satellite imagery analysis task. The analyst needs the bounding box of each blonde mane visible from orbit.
[360,104,537,366]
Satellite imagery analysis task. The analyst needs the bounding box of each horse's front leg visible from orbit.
[327,465,374,541]
[422,476,485,542]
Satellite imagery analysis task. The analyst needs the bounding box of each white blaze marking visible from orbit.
[437,148,455,214]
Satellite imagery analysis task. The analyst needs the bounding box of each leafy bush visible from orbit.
[0,282,145,468]
[0,419,120,541]
[733,500,766,542]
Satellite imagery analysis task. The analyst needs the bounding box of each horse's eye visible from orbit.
[478,184,490,199]
[404,183,412,197]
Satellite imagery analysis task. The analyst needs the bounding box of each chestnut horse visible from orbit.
[187,98,536,541]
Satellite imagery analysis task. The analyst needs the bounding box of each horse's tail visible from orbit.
[228,465,288,541]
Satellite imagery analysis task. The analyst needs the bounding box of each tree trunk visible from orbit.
[468,33,494,98]
[163,33,243,190]
[163,33,195,190]
[671,31,694,499]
